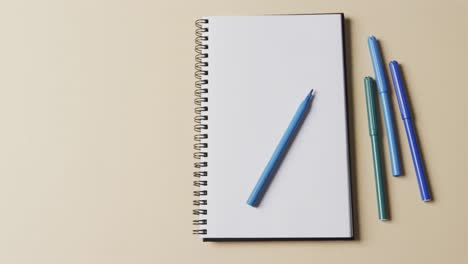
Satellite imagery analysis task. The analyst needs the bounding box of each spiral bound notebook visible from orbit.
[193,14,353,241]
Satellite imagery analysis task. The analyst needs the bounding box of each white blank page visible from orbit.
[203,14,352,239]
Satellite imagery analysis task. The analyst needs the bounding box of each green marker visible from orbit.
[364,77,389,221]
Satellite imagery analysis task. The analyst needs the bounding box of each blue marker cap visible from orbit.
[389,60,412,120]
[368,36,388,93]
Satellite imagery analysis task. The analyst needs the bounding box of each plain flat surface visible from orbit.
[0,0,466,263]
[203,15,351,239]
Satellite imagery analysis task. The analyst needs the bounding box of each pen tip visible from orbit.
[309,89,314,96]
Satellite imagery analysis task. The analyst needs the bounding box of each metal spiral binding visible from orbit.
[193,18,208,236]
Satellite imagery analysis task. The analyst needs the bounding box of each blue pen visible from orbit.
[389,61,431,201]
[247,89,314,207]
[368,36,402,176]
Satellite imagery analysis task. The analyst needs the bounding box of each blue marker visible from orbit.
[389,61,431,201]
[368,36,402,176]
[247,89,314,207]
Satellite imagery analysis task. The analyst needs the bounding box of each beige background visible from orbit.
[0,0,466,263]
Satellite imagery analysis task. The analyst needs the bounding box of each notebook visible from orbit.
[193,14,353,241]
